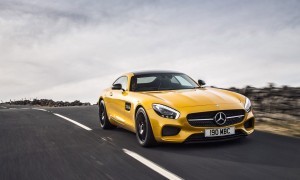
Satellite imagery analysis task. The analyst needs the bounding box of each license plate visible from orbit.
[205,127,235,137]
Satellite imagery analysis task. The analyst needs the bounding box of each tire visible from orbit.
[99,100,116,129]
[135,107,157,147]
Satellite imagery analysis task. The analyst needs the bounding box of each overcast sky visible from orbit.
[0,0,299,103]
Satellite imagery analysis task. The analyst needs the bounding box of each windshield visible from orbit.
[130,73,199,92]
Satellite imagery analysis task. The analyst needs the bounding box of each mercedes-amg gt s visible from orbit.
[98,71,254,146]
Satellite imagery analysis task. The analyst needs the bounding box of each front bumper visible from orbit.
[147,104,255,143]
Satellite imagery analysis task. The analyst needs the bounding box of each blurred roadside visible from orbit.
[0,99,90,107]
[229,83,300,138]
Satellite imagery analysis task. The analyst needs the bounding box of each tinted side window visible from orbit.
[113,76,128,90]
[175,76,193,87]
[137,76,157,84]
[170,77,180,84]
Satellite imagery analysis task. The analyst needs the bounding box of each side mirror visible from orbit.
[198,79,206,86]
[112,83,123,90]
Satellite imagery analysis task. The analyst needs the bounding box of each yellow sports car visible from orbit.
[98,71,254,146]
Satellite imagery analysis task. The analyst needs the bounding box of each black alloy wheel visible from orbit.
[135,107,156,147]
[99,100,115,129]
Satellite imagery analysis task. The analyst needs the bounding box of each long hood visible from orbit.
[142,88,243,108]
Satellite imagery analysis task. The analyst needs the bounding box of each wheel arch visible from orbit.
[98,97,104,106]
[134,104,145,121]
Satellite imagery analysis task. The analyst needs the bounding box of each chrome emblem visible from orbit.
[214,112,227,125]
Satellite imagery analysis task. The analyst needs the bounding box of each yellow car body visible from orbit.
[98,71,254,146]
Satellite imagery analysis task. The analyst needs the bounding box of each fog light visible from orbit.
[162,126,181,136]
[244,118,255,129]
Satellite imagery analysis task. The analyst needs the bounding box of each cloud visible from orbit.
[0,0,300,103]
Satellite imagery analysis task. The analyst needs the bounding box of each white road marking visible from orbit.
[123,149,183,180]
[96,161,104,166]
[21,108,30,110]
[101,137,107,141]
[0,106,7,108]
[53,113,92,131]
[9,108,16,109]
[32,108,48,112]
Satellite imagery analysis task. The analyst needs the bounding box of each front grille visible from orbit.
[187,109,245,127]
[185,130,247,143]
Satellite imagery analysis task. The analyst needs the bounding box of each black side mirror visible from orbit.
[198,79,206,86]
[112,83,123,90]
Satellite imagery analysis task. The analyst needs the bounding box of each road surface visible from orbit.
[0,105,299,180]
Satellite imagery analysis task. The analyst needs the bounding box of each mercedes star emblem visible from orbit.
[214,112,227,125]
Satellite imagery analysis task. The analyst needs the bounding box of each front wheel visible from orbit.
[135,107,157,147]
[99,100,116,129]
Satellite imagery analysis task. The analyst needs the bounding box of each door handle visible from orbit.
[110,92,113,96]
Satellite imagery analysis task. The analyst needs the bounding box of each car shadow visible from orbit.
[97,128,299,168]
[157,136,251,149]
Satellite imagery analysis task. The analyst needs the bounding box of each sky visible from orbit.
[0,0,299,103]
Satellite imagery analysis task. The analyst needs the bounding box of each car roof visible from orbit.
[131,70,183,76]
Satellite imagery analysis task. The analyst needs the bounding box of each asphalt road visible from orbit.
[0,105,299,180]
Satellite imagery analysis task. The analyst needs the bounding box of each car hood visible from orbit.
[142,88,243,108]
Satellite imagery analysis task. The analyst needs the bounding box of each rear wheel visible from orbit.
[135,107,157,147]
[99,100,115,129]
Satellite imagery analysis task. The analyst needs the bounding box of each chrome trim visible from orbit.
[188,115,244,122]
[227,115,245,119]
[188,118,214,121]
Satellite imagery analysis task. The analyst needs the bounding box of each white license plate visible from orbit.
[205,127,235,137]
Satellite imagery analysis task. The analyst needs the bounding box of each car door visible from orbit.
[108,76,130,126]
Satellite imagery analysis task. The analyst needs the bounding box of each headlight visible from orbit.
[152,104,180,119]
[244,97,252,112]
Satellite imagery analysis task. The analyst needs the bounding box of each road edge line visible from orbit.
[53,113,92,131]
[123,148,183,180]
[32,108,48,112]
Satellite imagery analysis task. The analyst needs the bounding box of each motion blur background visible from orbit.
[0,0,299,103]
